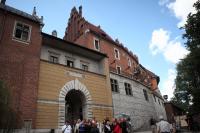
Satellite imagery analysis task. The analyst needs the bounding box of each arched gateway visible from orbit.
[58,79,92,128]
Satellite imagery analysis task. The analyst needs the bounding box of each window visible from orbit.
[128,58,131,67]
[143,89,149,101]
[13,21,31,42]
[24,120,32,133]
[158,99,160,105]
[94,38,100,51]
[116,66,121,74]
[110,79,119,92]
[124,83,132,96]
[67,60,74,67]
[50,55,58,63]
[114,48,120,59]
[49,51,59,63]
[153,95,156,102]
[82,64,88,71]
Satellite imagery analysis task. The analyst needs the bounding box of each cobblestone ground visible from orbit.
[134,129,200,133]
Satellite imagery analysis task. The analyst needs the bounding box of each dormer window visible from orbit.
[94,38,100,51]
[13,21,31,43]
[114,48,120,59]
[116,66,121,74]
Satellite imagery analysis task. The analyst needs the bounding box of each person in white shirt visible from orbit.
[156,115,171,133]
[62,120,72,133]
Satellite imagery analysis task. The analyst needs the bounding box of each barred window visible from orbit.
[110,79,119,92]
[125,83,132,96]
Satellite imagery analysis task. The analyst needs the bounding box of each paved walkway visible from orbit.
[134,131,151,133]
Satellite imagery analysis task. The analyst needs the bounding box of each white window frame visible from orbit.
[128,57,131,67]
[48,51,60,63]
[124,82,132,96]
[110,78,119,93]
[80,60,89,71]
[114,48,120,60]
[116,66,121,74]
[93,38,100,51]
[66,56,75,68]
[12,21,32,44]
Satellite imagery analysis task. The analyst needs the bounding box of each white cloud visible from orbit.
[161,69,176,99]
[149,28,189,64]
[160,0,197,27]
[159,0,170,6]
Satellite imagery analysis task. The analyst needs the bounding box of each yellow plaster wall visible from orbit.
[36,60,113,128]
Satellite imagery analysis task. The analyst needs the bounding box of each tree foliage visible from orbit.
[0,80,22,132]
[172,0,200,114]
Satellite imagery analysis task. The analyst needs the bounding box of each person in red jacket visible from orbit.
[113,118,122,133]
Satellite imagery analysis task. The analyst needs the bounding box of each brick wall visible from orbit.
[64,7,157,88]
[0,11,42,128]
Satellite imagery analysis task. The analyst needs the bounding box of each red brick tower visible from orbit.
[0,2,43,128]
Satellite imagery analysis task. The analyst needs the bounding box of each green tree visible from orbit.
[172,0,200,114]
[0,80,22,132]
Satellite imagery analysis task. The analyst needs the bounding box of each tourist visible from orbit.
[150,118,156,133]
[79,119,86,133]
[62,120,72,133]
[74,119,81,133]
[126,117,132,133]
[85,119,92,133]
[104,120,112,133]
[156,115,170,133]
[120,118,128,133]
[113,118,122,133]
[90,121,100,133]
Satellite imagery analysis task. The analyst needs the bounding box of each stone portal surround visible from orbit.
[58,79,92,128]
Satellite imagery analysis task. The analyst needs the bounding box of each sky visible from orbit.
[6,0,197,99]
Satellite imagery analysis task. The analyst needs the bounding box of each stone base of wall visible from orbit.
[11,129,62,133]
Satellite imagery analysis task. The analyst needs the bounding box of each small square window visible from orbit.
[116,66,121,74]
[24,120,32,132]
[49,51,59,64]
[13,21,31,42]
[67,60,74,67]
[110,78,119,92]
[114,48,120,59]
[50,55,58,63]
[82,64,88,71]
[94,38,100,51]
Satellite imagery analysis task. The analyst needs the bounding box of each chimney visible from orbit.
[79,6,82,16]
[52,30,57,37]
[0,0,6,5]
[32,7,37,16]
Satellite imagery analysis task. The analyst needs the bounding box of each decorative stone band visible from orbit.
[58,79,92,128]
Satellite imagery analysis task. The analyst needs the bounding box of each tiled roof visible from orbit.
[86,21,114,42]
[0,4,41,23]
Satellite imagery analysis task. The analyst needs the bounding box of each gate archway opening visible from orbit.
[65,89,86,122]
